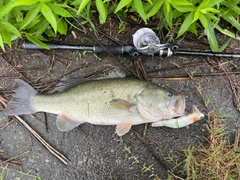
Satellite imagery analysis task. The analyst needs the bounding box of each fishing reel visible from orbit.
[132,28,179,57]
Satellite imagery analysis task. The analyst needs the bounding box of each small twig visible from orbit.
[0,119,14,129]
[14,115,69,166]
[0,55,30,84]
[0,150,30,165]
[0,97,69,166]
[134,58,149,81]
[0,149,6,155]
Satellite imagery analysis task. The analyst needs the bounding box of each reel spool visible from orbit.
[133,28,178,57]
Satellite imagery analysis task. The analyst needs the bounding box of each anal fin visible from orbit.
[115,122,132,136]
[56,114,84,131]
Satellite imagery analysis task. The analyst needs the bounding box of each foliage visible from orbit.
[182,117,240,179]
[0,0,239,51]
[0,0,72,50]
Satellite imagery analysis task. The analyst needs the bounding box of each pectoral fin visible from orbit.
[115,123,132,136]
[110,99,135,112]
[56,114,84,131]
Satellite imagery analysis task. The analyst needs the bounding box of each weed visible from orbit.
[119,137,160,179]
[0,165,9,180]
[0,0,239,51]
[216,107,233,119]
[182,116,240,179]
[165,114,240,179]
[0,165,42,180]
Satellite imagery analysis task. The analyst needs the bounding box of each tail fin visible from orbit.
[4,79,38,115]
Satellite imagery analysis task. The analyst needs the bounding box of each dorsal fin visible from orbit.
[55,77,88,92]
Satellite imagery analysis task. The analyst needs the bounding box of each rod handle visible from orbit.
[94,45,134,55]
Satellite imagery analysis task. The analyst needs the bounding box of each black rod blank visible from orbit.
[174,50,240,58]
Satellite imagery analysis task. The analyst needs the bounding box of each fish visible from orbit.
[151,105,204,128]
[3,78,186,136]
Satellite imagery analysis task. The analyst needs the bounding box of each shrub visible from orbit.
[0,0,239,52]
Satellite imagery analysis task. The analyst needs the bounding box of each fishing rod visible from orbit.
[22,28,240,58]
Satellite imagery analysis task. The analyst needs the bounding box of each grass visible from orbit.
[119,137,161,180]
[181,115,240,179]
[0,165,42,180]
[164,114,240,179]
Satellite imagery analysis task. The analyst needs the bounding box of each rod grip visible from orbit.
[94,45,134,55]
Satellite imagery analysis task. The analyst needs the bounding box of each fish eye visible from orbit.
[166,91,173,97]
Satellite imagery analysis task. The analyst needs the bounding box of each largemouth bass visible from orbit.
[4,78,186,136]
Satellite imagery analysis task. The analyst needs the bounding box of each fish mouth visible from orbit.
[168,95,185,115]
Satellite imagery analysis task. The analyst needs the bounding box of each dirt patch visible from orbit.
[0,21,239,179]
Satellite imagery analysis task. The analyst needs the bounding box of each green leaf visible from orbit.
[77,0,90,14]
[205,13,219,21]
[215,24,240,40]
[35,19,49,37]
[115,0,132,13]
[133,0,147,23]
[199,13,208,28]
[0,19,21,37]
[165,1,170,13]
[170,0,193,6]
[198,0,210,9]
[40,1,57,33]
[2,29,12,48]
[11,0,39,7]
[57,18,68,35]
[219,38,231,52]
[221,13,240,31]
[25,33,50,50]
[177,11,194,38]
[192,10,200,23]
[24,18,41,29]
[0,1,3,8]
[0,33,5,51]
[171,0,195,12]
[96,0,108,24]
[163,3,173,28]
[222,1,240,14]
[0,1,14,19]
[147,0,152,4]
[189,23,198,36]
[146,0,163,18]
[203,7,219,13]
[20,4,40,30]
[48,4,72,17]
[205,22,219,52]
[207,0,225,8]
[45,28,57,38]
[172,5,195,13]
